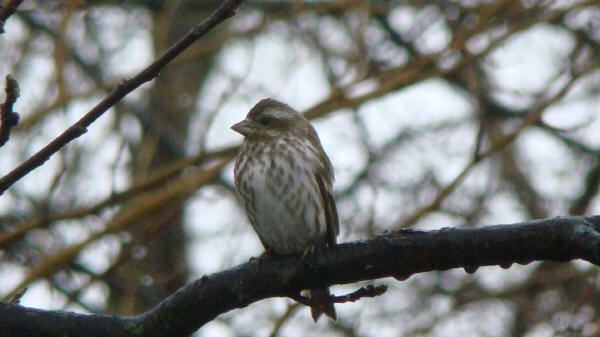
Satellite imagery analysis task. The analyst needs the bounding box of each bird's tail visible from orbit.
[308,287,337,322]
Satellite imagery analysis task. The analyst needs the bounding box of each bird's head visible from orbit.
[231,99,312,139]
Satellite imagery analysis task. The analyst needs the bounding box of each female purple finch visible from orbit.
[231,98,339,322]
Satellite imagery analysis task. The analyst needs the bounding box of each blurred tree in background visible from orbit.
[1,0,599,336]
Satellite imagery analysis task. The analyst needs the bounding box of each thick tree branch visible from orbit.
[1,215,600,337]
[0,0,245,195]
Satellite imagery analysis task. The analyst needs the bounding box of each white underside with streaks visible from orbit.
[239,137,328,254]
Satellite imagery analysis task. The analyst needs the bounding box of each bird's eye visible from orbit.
[258,116,273,126]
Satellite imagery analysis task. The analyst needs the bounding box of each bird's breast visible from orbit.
[236,140,328,254]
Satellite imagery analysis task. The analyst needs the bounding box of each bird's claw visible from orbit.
[249,248,274,269]
[301,244,318,266]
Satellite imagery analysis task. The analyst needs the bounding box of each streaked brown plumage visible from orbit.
[231,98,339,322]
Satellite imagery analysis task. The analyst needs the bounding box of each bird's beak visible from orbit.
[231,119,253,137]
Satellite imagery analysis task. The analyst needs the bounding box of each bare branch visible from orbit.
[1,215,599,337]
[0,75,20,147]
[290,285,388,307]
[0,0,25,34]
[0,147,237,248]
[8,287,26,304]
[0,0,245,195]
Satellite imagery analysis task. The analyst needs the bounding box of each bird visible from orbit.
[231,98,339,322]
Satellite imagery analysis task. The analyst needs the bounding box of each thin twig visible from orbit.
[397,58,600,228]
[0,0,245,195]
[268,303,301,337]
[0,146,237,247]
[2,158,229,301]
[290,285,388,307]
[331,285,388,303]
[8,287,27,304]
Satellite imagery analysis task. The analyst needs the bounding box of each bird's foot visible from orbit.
[249,248,274,267]
[301,244,317,262]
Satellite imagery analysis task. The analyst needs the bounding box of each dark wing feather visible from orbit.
[315,174,339,246]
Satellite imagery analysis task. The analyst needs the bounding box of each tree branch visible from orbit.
[0,75,20,147]
[290,285,388,306]
[1,215,599,337]
[0,0,24,34]
[0,0,245,195]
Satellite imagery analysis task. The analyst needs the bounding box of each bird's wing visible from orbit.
[315,173,339,246]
